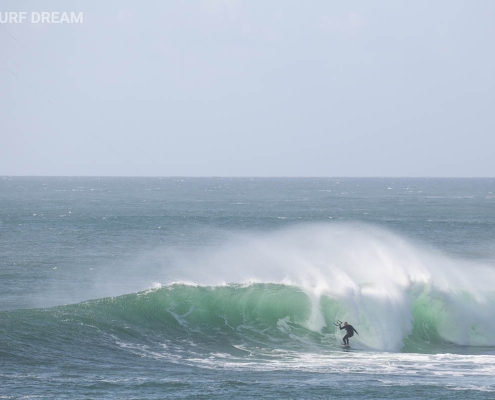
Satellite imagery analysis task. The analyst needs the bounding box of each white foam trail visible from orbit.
[159,223,495,351]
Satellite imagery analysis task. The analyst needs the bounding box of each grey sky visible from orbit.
[1,0,494,177]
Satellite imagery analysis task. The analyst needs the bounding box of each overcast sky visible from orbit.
[1,0,494,177]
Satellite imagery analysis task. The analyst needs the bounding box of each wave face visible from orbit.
[3,224,494,363]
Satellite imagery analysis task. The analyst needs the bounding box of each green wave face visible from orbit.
[2,281,495,364]
[87,284,319,350]
[404,284,495,353]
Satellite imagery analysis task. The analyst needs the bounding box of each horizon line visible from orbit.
[1,175,494,179]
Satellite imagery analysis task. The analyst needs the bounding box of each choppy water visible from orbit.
[1,177,495,398]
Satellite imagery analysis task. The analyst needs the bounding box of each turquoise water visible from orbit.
[1,177,495,398]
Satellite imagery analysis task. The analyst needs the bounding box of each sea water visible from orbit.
[1,177,494,399]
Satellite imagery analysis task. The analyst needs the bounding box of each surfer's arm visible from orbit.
[354,328,359,335]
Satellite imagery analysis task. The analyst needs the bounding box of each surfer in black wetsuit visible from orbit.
[340,322,358,345]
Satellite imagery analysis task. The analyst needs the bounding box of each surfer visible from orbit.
[339,322,358,346]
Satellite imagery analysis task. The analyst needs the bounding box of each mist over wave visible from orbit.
[145,223,495,352]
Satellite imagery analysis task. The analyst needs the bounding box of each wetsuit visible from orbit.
[340,324,358,345]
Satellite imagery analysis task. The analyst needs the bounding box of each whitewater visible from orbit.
[1,177,494,398]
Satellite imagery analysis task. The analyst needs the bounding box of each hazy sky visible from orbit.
[1,0,494,176]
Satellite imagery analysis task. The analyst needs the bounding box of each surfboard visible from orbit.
[341,344,350,349]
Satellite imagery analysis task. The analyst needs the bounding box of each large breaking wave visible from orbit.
[3,224,495,360]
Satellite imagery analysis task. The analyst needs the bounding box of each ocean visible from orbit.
[1,177,494,399]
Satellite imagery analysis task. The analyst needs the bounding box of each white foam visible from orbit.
[158,223,495,351]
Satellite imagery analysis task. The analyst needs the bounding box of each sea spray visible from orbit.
[154,223,495,351]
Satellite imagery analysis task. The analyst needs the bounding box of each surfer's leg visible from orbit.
[343,334,349,345]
